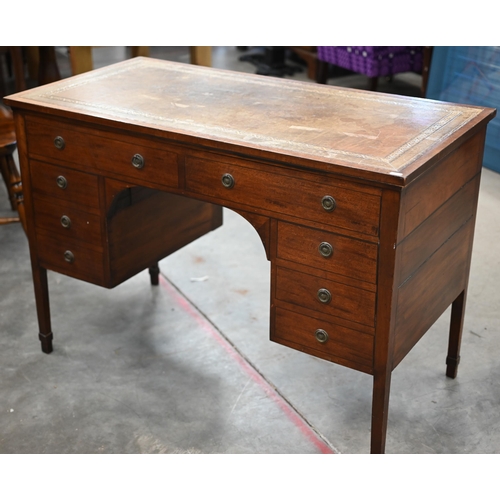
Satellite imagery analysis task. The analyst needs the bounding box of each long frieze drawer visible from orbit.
[33,195,102,243]
[36,229,105,286]
[185,156,381,236]
[25,116,179,187]
[30,160,100,213]
[277,221,378,283]
[275,267,376,327]
[272,308,374,372]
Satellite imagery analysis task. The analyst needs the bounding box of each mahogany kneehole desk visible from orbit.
[5,58,496,454]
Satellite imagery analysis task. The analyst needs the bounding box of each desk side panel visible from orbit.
[397,130,486,242]
[392,130,485,368]
[396,174,480,287]
[393,220,474,367]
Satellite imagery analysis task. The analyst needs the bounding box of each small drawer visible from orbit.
[33,194,102,243]
[88,135,178,187]
[36,228,105,286]
[277,221,378,283]
[26,116,179,188]
[185,155,381,236]
[272,308,373,372]
[275,267,375,327]
[30,160,100,213]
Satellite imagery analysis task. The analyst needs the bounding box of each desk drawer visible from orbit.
[272,308,373,372]
[185,155,381,236]
[26,116,179,187]
[30,161,100,213]
[36,228,105,285]
[275,267,375,327]
[277,221,378,283]
[33,194,102,243]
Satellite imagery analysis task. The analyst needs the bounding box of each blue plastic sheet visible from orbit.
[426,46,500,173]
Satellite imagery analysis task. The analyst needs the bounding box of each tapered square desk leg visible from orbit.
[371,368,392,454]
[446,290,466,379]
[32,266,53,354]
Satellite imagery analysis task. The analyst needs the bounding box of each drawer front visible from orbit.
[277,221,378,283]
[30,161,100,213]
[272,308,373,372]
[36,228,105,285]
[33,195,102,243]
[275,267,375,326]
[26,116,179,187]
[185,156,381,236]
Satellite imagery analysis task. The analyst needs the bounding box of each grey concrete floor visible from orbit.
[1,47,500,454]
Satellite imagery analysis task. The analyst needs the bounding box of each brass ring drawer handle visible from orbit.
[64,250,75,263]
[317,288,332,304]
[321,195,336,212]
[131,153,145,169]
[60,215,72,228]
[54,136,65,150]
[221,173,235,189]
[318,242,333,258]
[56,176,68,189]
[315,329,329,344]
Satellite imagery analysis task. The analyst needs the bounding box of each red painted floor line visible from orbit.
[159,275,336,454]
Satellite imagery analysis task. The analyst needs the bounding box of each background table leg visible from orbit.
[131,47,149,58]
[190,47,212,67]
[69,46,93,75]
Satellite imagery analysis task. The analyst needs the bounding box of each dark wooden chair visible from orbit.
[0,103,26,232]
[0,46,26,98]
